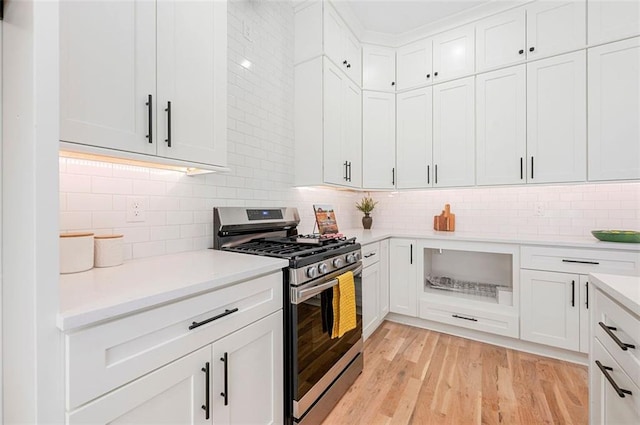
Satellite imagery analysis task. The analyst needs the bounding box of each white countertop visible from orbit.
[58,250,288,332]
[589,273,640,317]
[343,228,640,251]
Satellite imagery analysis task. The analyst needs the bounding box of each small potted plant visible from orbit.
[355,196,378,230]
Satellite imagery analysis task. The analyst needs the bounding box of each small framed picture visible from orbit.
[313,205,339,235]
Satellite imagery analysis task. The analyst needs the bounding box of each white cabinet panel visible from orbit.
[389,239,417,317]
[345,30,363,85]
[520,270,580,351]
[363,91,396,189]
[323,2,361,85]
[344,80,363,188]
[396,87,433,189]
[60,0,156,155]
[156,0,226,166]
[588,37,640,181]
[527,51,586,183]
[433,25,475,82]
[362,261,381,341]
[588,0,640,46]
[476,65,526,186]
[363,45,396,91]
[433,77,475,187]
[526,0,586,60]
[323,61,345,186]
[476,8,526,72]
[397,39,433,90]
[579,275,590,354]
[380,239,390,319]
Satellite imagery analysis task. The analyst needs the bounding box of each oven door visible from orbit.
[290,262,363,420]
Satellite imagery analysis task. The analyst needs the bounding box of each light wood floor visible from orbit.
[322,321,589,425]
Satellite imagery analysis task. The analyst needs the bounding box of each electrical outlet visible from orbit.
[534,202,545,217]
[126,196,146,222]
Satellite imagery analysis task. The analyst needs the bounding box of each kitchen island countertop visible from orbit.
[589,273,640,316]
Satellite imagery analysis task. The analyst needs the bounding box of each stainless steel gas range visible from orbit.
[213,207,363,425]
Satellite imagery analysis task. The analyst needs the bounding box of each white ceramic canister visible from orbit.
[94,234,124,268]
[60,232,95,274]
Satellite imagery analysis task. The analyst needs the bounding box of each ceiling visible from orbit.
[342,0,492,35]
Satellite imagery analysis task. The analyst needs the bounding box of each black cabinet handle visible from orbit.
[571,280,575,307]
[595,361,632,398]
[392,167,395,185]
[364,252,377,258]
[220,353,229,406]
[189,308,239,330]
[391,81,395,86]
[426,73,431,79]
[519,49,524,55]
[410,244,413,265]
[453,314,478,322]
[530,156,534,179]
[344,161,348,181]
[343,60,348,65]
[585,282,589,309]
[435,164,438,184]
[562,259,600,265]
[164,101,172,148]
[146,94,153,144]
[529,47,535,52]
[599,322,636,351]
[347,161,352,182]
[434,71,438,76]
[520,157,523,180]
[201,362,210,419]
[346,63,351,68]
[427,164,430,184]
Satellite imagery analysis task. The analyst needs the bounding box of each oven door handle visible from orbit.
[292,264,363,304]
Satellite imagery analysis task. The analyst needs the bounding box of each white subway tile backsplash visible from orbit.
[132,241,166,259]
[92,211,127,229]
[60,174,92,193]
[66,193,112,211]
[133,179,166,196]
[92,176,133,195]
[166,211,193,226]
[114,227,150,244]
[150,225,181,242]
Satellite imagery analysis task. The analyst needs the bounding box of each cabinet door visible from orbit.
[588,37,640,181]
[212,311,283,425]
[397,39,433,90]
[579,275,590,354]
[344,29,362,86]
[343,80,363,188]
[323,60,347,186]
[156,0,226,166]
[433,77,475,187]
[389,239,417,317]
[363,45,396,91]
[433,25,475,82]
[476,65,526,186]
[396,87,433,189]
[476,8,526,72]
[324,3,344,68]
[380,239,390,318]
[520,270,580,351]
[362,262,381,341]
[67,347,210,425]
[526,1,586,60]
[527,51,586,183]
[363,91,396,189]
[588,0,640,46]
[60,0,156,155]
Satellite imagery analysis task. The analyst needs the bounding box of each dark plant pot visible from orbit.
[362,214,372,230]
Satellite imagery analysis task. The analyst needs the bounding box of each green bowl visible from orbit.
[591,230,640,243]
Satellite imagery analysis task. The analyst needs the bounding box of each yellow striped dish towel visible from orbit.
[332,271,356,339]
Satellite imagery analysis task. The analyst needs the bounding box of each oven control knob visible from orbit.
[346,253,357,264]
[332,258,344,268]
[318,263,328,274]
[306,267,318,279]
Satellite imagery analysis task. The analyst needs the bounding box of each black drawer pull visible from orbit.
[164,101,172,148]
[145,94,153,144]
[599,322,636,351]
[201,362,210,419]
[220,352,229,406]
[571,280,575,307]
[562,259,600,265]
[364,252,377,258]
[595,360,633,398]
[189,308,239,330]
[452,314,478,322]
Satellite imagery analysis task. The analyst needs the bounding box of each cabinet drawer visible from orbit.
[594,289,640,379]
[362,242,380,267]
[418,300,519,338]
[521,246,639,275]
[66,271,282,410]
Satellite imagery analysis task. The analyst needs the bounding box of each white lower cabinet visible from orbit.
[389,239,418,317]
[362,241,390,340]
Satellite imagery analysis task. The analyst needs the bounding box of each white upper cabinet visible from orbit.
[432,25,475,83]
[588,37,640,181]
[363,91,396,189]
[476,8,526,72]
[527,51,586,183]
[588,0,640,46]
[397,39,433,90]
[433,77,475,187]
[60,0,157,156]
[363,45,396,91]
[526,1,586,60]
[396,88,433,189]
[60,0,227,168]
[476,65,526,186]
